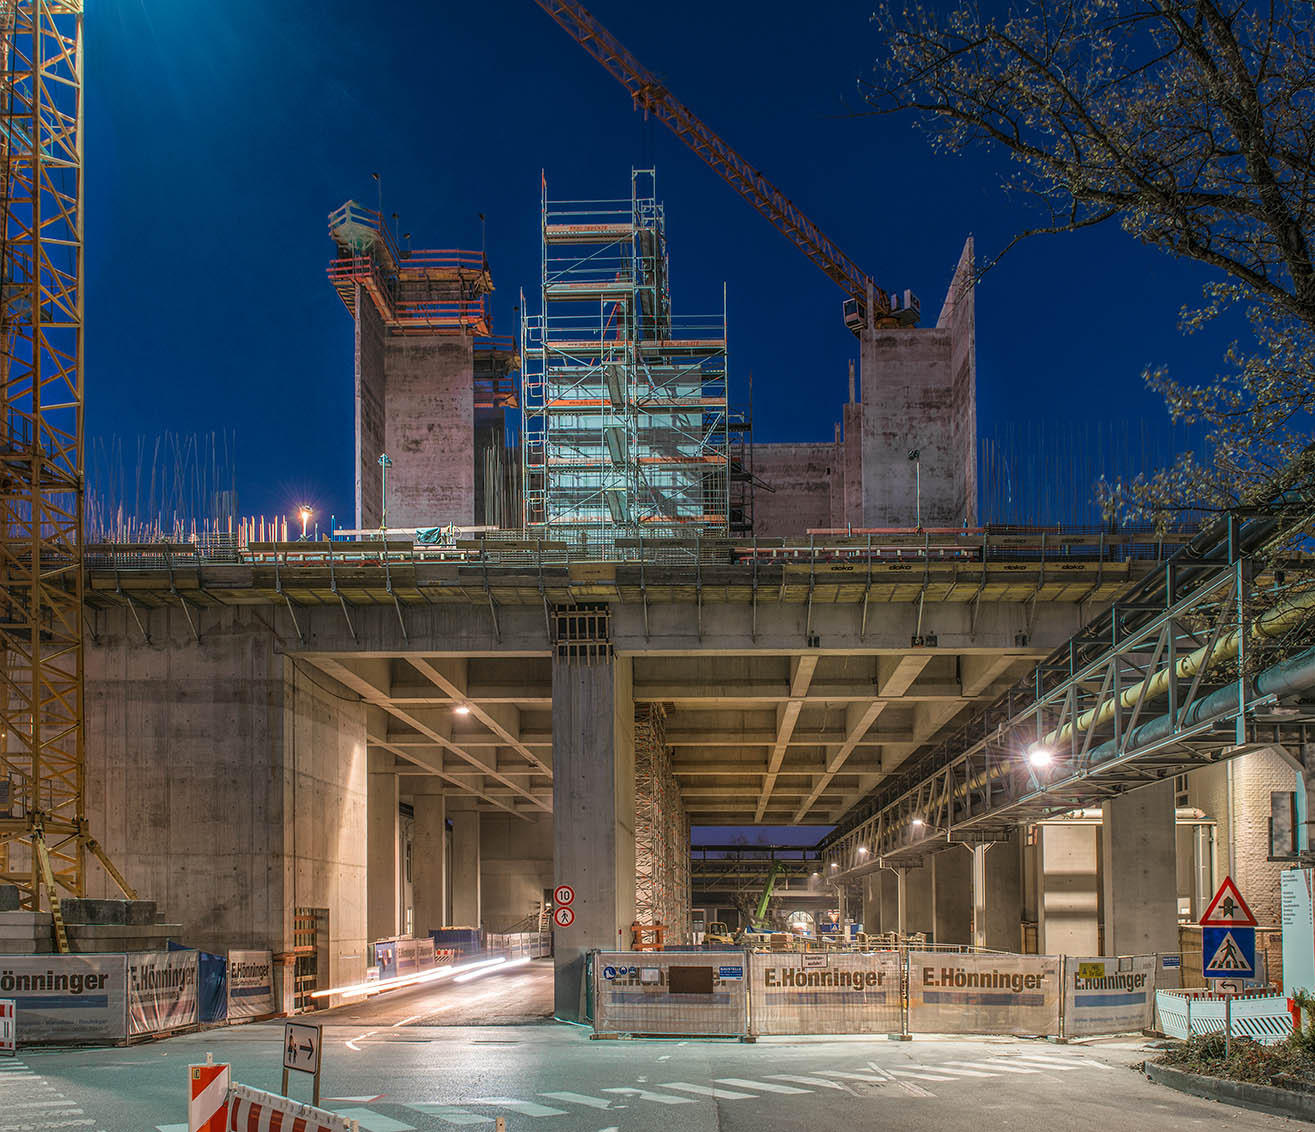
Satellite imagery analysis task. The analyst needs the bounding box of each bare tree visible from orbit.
[862,0,1315,521]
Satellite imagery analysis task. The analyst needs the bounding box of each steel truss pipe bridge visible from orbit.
[823,504,1315,877]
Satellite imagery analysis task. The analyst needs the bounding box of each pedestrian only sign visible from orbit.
[1200,876,1258,983]
[1200,876,1258,927]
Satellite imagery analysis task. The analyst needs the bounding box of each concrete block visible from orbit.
[0,885,18,911]
[124,900,158,925]
[61,898,126,924]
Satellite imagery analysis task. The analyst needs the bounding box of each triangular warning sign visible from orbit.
[1205,930,1253,973]
[1200,875,1258,926]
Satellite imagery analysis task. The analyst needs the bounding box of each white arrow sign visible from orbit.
[283,1021,321,1074]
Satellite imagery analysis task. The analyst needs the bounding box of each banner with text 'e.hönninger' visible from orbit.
[1062,955,1155,1037]
[749,951,902,1035]
[127,950,199,1036]
[907,951,1060,1036]
[0,955,127,1042]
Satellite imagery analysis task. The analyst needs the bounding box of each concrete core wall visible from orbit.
[85,605,368,992]
[481,811,553,932]
[752,443,837,537]
[354,297,475,530]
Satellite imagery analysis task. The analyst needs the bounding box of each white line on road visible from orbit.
[888,1069,960,1082]
[818,1070,887,1082]
[659,1082,757,1100]
[392,1015,422,1027]
[407,1105,492,1126]
[918,1065,996,1078]
[944,1061,1039,1074]
[601,1088,694,1106]
[1008,1057,1081,1071]
[473,1098,568,1117]
[328,1108,414,1132]
[539,1092,615,1110]
[0,1122,94,1131]
[764,1075,848,1091]
[714,1078,811,1095]
[7,1102,85,1111]
[895,1082,934,1098]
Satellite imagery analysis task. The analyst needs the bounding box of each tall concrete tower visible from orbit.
[327,201,518,532]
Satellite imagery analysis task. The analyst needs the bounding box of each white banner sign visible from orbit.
[594,951,748,1037]
[0,956,127,1042]
[227,950,275,1019]
[749,951,902,1035]
[127,950,199,1036]
[908,951,1061,1036]
[1062,955,1155,1037]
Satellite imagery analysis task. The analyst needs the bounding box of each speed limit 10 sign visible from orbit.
[553,884,575,907]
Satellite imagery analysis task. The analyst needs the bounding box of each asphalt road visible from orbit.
[5,964,1298,1132]
[319,960,553,1027]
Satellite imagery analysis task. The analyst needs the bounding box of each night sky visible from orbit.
[86,1,1238,527]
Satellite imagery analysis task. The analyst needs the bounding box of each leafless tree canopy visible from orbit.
[863,0,1315,522]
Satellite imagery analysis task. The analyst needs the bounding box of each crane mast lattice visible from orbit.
[0,0,133,951]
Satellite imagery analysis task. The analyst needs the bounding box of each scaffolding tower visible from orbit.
[634,703,690,944]
[521,170,729,547]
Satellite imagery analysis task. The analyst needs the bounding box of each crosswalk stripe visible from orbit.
[0,1121,93,1131]
[817,1070,887,1082]
[659,1082,757,1100]
[764,1075,848,1091]
[472,1099,567,1117]
[8,1102,83,1111]
[406,1105,492,1126]
[327,1109,414,1132]
[945,1061,1039,1075]
[888,1069,959,1082]
[1010,1057,1081,1071]
[715,1078,811,1095]
[601,1088,694,1106]
[920,1065,996,1078]
[539,1092,613,1110]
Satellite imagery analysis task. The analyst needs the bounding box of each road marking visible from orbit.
[601,1088,694,1106]
[944,1060,1039,1074]
[658,1082,757,1100]
[764,1075,848,1091]
[0,1122,93,1131]
[919,1065,996,1078]
[328,1096,385,1103]
[8,1102,85,1111]
[156,1126,189,1132]
[895,1082,933,1098]
[1009,1057,1081,1071]
[714,1078,811,1095]
[818,1070,887,1082]
[406,1106,492,1126]
[540,1092,614,1110]
[473,1099,567,1117]
[889,1069,960,1082]
[392,1015,422,1028]
[328,1109,414,1132]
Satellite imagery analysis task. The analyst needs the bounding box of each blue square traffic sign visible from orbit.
[1202,926,1256,980]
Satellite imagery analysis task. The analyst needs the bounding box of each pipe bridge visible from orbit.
[824,506,1315,877]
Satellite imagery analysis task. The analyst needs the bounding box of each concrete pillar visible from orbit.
[411,790,445,938]
[896,864,933,937]
[1038,822,1100,954]
[366,756,400,944]
[861,873,881,934]
[450,810,481,928]
[933,848,972,945]
[878,868,899,934]
[1103,780,1178,954]
[552,654,635,1021]
[970,837,1024,951]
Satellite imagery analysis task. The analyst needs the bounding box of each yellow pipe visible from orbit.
[1042,587,1315,749]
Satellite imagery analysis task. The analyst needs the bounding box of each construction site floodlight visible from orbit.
[1028,745,1054,768]
[453,704,472,715]
[911,817,925,828]
[829,862,838,870]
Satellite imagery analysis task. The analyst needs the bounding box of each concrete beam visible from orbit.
[757,654,818,821]
[791,699,888,822]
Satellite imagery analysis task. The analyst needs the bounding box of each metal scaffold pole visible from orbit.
[0,1,133,947]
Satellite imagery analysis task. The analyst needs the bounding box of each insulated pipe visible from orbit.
[1040,587,1315,749]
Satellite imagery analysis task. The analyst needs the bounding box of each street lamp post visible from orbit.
[378,452,393,540]
[908,448,921,529]
[298,505,312,541]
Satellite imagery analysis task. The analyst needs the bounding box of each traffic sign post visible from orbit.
[1200,876,1259,988]
[553,905,575,928]
[281,1021,324,1105]
[553,884,575,908]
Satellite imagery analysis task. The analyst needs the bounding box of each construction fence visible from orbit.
[1155,988,1295,1045]
[592,949,1192,1040]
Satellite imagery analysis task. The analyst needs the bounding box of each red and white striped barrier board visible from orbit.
[0,999,14,1055]
[227,1084,357,1132]
[189,1061,230,1132]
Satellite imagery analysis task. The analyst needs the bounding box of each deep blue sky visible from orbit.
[86,1,1235,526]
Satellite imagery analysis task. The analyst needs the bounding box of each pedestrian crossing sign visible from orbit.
[1202,926,1256,980]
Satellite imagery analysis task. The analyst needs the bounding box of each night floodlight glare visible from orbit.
[453,704,471,715]
[1028,745,1054,768]
[911,817,925,827]
[857,846,868,855]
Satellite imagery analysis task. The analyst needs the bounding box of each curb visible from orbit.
[1145,1060,1315,1123]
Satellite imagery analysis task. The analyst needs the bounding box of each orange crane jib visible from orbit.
[533,0,898,324]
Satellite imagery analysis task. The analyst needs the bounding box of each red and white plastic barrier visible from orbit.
[189,1061,231,1131]
[227,1084,358,1132]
